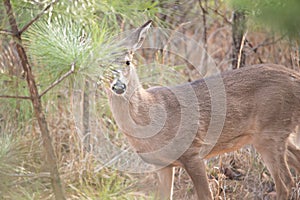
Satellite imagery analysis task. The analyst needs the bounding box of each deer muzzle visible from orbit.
[111,79,126,95]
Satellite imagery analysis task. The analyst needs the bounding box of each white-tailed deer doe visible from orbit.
[105,20,300,200]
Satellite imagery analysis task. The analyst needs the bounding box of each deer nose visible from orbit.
[111,79,126,94]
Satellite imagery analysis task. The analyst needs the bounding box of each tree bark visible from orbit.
[83,79,90,151]
[232,10,246,69]
[198,0,209,76]
[3,0,66,199]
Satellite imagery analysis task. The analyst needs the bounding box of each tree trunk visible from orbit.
[3,0,66,199]
[83,79,90,151]
[198,0,209,76]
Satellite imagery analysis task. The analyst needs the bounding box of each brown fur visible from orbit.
[107,21,300,200]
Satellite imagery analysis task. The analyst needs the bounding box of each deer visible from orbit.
[105,20,300,200]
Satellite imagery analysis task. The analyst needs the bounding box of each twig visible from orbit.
[94,148,130,173]
[245,35,286,64]
[245,39,263,63]
[162,21,191,56]
[2,172,50,178]
[249,34,286,52]
[207,6,232,25]
[198,0,208,42]
[19,1,57,35]
[198,0,208,14]
[39,62,75,97]
[0,29,14,35]
[237,30,248,69]
[0,95,31,100]
[8,172,51,187]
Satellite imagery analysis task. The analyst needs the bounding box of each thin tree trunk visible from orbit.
[232,10,246,69]
[3,0,66,199]
[83,79,90,151]
[198,0,208,76]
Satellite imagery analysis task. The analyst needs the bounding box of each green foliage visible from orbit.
[8,0,41,28]
[230,0,300,39]
[24,17,92,80]
[20,0,169,92]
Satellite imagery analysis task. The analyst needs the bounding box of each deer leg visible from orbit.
[183,157,213,200]
[286,140,300,173]
[253,137,294,200]
[156,167,174,200]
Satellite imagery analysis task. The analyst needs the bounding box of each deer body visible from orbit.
[106,21,300,200]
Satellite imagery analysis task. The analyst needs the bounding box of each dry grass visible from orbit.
[1,1,300,199]
[132,147,299,200]
[33,18,300,200]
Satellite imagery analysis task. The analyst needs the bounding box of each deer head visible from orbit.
[109,20,152,97]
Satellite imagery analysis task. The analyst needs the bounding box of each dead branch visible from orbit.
[161,21,191,63]
[237,30,248,69]
[3,172,50,178]
[245,35,286,64]
[249,34,286,52]
[244,40,262,63]
[0,29,14,35]
[207,6,232,25]
[39,62,75,98]
[8,172,51,187]
[232,10,246,69]
[0,95,31,100]
[198,0,208,14]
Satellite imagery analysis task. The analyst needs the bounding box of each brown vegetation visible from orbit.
[0,0,299,199]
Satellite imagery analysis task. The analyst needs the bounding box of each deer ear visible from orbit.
[128,20,152,51]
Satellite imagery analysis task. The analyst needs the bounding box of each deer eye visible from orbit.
[126,61,130,66]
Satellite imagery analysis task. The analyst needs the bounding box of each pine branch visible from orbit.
[0,29,14,35]
[0,95,31,100]
[39,62,75,98]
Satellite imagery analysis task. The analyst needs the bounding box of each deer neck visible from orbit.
[125,66,141,98]
[108,69,152,135]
